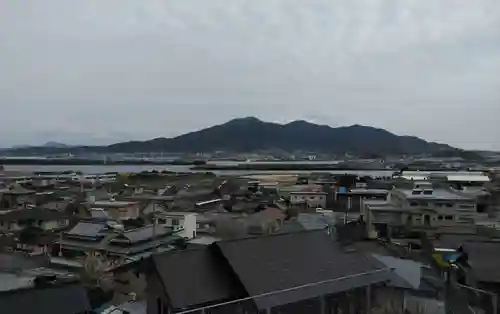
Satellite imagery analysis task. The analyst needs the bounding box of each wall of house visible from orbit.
[381,190,479,231]
[180,214,197,239]
[114,270,147,301]
[146,272,169,314]
[106,205,140,220]
[405,295,445,314]
[290,194,327,208]
[372,286,405,313]
[40,219,69,231]
[0,221,21,232]
[157,214,197,239]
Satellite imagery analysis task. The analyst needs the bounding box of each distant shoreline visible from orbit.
[191,163,395,171]
[0,158,204,166]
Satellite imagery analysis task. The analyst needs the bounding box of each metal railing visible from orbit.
[453,283,498,314]
[173,268,390,314]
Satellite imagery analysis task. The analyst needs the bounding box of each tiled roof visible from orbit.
[114,225,172,244]
[66,222,108,238]
[0,282,90,314]
[152,248,245,310]
[214,230,390,309]
[0,208,66,222]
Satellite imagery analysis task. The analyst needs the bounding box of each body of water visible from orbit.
[3,164,396,177]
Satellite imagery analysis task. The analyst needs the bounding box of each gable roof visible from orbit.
[66,222,108,239]
[372,254,421,289]
[462,241,500,283]
[213,230,390,309]
[113,225,172,244]
[0,282,90,314]
[0,208,66,222]
[151,248,245,311]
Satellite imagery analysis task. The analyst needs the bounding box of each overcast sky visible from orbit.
[1,0,499,150]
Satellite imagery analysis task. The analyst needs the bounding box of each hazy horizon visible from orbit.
[1,1,499,149]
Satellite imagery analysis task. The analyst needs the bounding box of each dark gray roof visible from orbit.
[152,248,245,310]
[372,254,422,290]
[277,220,305,234]
[113,225,172,244]
[0,282,90,314]
[297,213,335,231]
[59,234,180,255]
[66,221,107,238]
[462,241,500,283]
[434,234,492,249]
[214,230,390,309]
[0,208,66,222]
[0,253,48,272]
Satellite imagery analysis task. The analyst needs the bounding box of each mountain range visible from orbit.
[4,117,462,156]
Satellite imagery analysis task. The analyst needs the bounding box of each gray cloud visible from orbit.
[0,0,499,150]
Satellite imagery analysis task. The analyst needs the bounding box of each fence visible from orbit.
[451,283,498,314]
[171,268,398,314]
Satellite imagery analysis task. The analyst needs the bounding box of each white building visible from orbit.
[155,212,197,239]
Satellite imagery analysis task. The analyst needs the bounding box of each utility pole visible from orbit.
[152,202,157,239]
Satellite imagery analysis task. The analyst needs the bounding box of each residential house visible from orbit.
[289,191,327,209]
[54,220,183,271]
[0,208,69,233]
[364,182,479,237]
[147,230,392,314]
[0,253,91,314]
[424,234,499,314]
[0,184,36,209]
[91,201,140,221]
[246,207,285,235]
[370,254,445,313]
[334,188,389,213]
[154,212,197,239]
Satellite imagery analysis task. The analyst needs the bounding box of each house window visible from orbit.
[445,216,453,221]
[438,215,443,220]
[58,219,68,227]
[171,218,179,226]
[158,218,166,224]
[410,202,418,207]
[461,203,475,209]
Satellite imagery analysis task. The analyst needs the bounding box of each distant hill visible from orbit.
[4,117,460,156]
[43,141,70,148]
[8,142,70,150]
